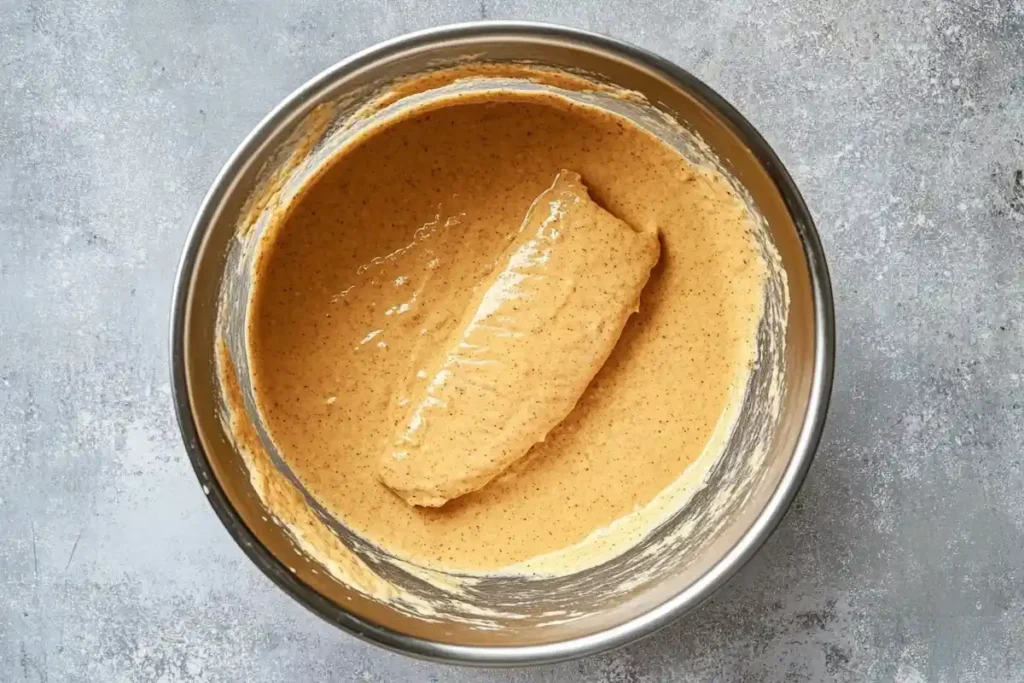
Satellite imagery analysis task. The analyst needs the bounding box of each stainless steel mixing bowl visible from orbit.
[170,21,834,666]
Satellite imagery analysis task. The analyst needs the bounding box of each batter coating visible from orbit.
[380,171,661,507]
[246,88,767,572]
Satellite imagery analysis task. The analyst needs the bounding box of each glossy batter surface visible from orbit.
[380,170,661,507]
[247,90,766,572]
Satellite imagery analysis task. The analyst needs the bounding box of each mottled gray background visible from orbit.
[1,0,1022,680]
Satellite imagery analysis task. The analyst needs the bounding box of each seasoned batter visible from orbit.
[246,87,767,572]
[381,170,661,507]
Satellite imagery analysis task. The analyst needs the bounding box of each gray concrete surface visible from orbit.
[1,0,1022,680]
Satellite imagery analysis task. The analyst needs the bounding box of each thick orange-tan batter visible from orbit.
[380,170,661,507]
[246,88,766,572]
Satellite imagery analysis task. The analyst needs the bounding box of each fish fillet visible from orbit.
[379,170,661,507]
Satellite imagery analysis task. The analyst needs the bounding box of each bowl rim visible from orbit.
[169,20,835,667]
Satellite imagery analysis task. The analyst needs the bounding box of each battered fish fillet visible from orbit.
[379,170,661,507]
